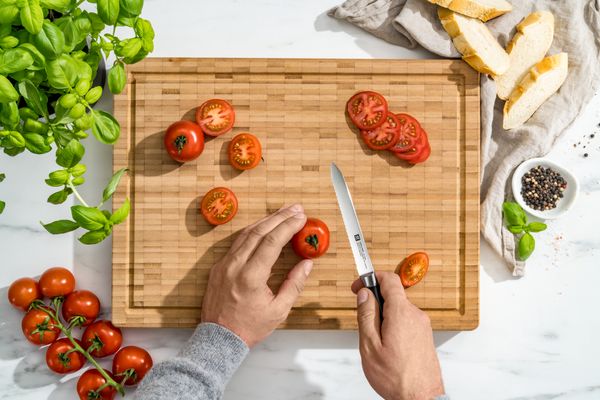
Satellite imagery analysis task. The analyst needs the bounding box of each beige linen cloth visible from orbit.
[329,0,600,276]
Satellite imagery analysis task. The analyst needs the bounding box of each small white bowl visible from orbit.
[512,157,579,220]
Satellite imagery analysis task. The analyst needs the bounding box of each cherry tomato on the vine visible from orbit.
[46,338,86,374]
[62,290,100,327]
[39,267,75,298]
[77,369,117,400]
[8,277,41,311]
[21,308,60,345]
[82,320,123,358]
[112,346,153,386]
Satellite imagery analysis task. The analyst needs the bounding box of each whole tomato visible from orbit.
[8,277,41,311]
[77,369,117,400]
[164,120,205,163]
[291,218,330,259]
[21,308,61,345]
[112,346,153,385]
[39,267,75,298]
[62,290,100,327]
[46,338,86,374]
[82,320,123,357]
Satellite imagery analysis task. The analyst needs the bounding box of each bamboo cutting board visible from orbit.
[112,58,479,330]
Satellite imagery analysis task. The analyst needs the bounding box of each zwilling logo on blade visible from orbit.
[354,234,360,241]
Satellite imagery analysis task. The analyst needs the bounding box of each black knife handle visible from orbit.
[368,283,385,321]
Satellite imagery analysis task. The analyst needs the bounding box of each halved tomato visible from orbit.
[347,91,388,130]
[228,133,262,170]
[390,113,422,153]
[398,252,429,288]
[200,187,238,225]
[360,113,400,150]
[195,99,235,137]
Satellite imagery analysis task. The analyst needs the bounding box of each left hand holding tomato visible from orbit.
[201,204,313,347]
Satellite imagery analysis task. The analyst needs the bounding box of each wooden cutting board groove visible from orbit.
[112,58,479,330]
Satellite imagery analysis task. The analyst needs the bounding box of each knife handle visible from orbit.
[368,283,385,321]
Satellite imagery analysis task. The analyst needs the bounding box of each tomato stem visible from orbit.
[35,303,126,396]
[305,234,319,251]
[174,135,187,155]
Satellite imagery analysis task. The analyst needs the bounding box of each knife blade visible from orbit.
[330,162,384,317]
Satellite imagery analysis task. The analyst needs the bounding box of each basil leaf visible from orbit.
[97,0,119,25]
[33,20,65,59]
[71,205,107,230]
[69,163,86,177]
[91,110,120,144]
[73,14,91,37]
[134,18,154,52]
[502,202,526,227]
[102,167,127,202]
[78,229,108,244]
[60,19,80,52]
[71,176,84,185]
[0,101,19,128]
[18,43,46,70]
[0,4,19,24]
[18,80,48,116]
[86,12,105,34]
[0,75,19,103]
[7,130,25,147]
[107,61,125,94]
[0,48,33,74]
[39,0,72,11]
[507,225,523,234]
[518,232,535,261]
[56,138,84,168]
[23,132,51,154]
[527,222,547,233]
[116,14,134,27]
[74,57,92,83]
[51,124,75,147]
[19,0,43,34]
[0,200,5,214]
[3,146,24,156]
[46,54,78,89]
[41,219,79,234]
[0,173,5,182]
[114,37,141,59]
[119,0,142,17]
[110,197,129,224]
[47,187,72,204]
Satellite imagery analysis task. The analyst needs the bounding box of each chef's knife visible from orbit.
[330,162,384,317]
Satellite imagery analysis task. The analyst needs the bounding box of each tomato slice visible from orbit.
[195,99,235,137]
[360,113,401,150]
[398,252,429,288]
[390,113,422,153]
[200,187,238,225]
[393,133,427,161]
[228,133,262,170]
[407,142,431,164]
[347,91,388,130]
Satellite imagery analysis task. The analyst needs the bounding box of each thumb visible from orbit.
[274,259,313,312]
[356,288,381,349]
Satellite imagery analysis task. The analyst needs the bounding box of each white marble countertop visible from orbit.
[2,0,600,399]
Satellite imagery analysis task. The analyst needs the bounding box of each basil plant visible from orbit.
[0,0,154,244]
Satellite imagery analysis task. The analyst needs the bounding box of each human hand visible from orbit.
[352,272,445,400]
[201,204,312,347]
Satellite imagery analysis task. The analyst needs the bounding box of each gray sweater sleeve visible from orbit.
[133,322,249,400]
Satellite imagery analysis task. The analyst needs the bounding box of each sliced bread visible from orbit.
[494,11,555,99]
[438,8,510,75]
[503,53,568,130]
[428,0,512,22]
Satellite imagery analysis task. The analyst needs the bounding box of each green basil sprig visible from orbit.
[502,202,547,260]
[42,168,130,244]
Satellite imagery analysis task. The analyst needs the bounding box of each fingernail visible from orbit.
[294,212,306,219]
[303,260,313,276]
[357,289,368,305]
[289,203,303,212]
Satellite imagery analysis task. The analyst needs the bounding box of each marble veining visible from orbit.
[1,0,599,399]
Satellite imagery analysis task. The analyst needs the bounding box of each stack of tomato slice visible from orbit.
[346,91,431,165]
